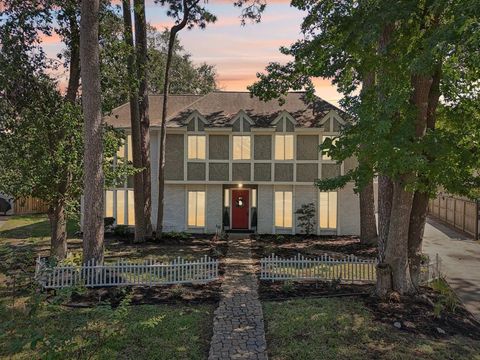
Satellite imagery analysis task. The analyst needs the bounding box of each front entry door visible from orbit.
[232,190,249,229]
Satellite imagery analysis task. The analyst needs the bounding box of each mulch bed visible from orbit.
[59,281,223,308]
[363,289,480,339]
[251,235,377,259]
[259,280,371,300]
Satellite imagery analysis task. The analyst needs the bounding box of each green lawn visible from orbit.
[0,215,215,360]
[263,298,480,360]
[0,301,213,359]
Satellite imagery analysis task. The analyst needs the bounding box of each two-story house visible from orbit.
[102,91,360,235]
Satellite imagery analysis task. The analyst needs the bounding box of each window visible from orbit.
[105,190,114,218]
[116,190,125,225]
[275,191,292,228]
[322,136,338,161]
[127,135,133,162]
[233,136,251,160]
[275,135,294,160]
[127,190,135,225]
[188,135,206,160]
[319,192,337,229]
[252,189,257,207]
[188,191,206,227]
[224,189,229,207]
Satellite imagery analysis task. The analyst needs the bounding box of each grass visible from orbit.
[263,298,480,360]
[0,215,215,360]
[0,301,213,359]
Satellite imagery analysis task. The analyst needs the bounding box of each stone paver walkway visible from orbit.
[208,236,268,360]
[423,217,480,319]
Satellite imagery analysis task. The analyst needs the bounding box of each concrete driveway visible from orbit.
[0,215,8,230]
[423,217,480,319]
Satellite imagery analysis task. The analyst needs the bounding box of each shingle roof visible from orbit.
[105,91,344,129]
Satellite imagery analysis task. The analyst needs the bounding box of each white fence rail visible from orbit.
[260,254,377,282]
[260,253,441,284]
[35,256,219,289]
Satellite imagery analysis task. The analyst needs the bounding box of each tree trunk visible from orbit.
[123,0,146,243]
[65,8,80,104]
[376,175,393,295]
[382,176,414,295]
[408,191,429,288]
[359,71,378,245]
[360,178,378,245]
[80,0,104,264]
[156,0,190,238]
[48,200,67,261]
[133,0,152,237]
[408,67,441,288]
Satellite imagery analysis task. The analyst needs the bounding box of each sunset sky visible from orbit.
[42,0,342,105]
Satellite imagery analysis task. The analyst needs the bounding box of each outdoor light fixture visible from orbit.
[238,183,243,188]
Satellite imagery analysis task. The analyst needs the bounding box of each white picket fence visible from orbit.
[35,256,219,289]
[260,253,377,282]
[260,253,442,284]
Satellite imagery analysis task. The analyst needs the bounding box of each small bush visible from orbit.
[295,203,316,235]
[281,280,294,293]
[113,225,132,242]
[163,231,190,240]
[275,234,286,242]
[431,278,458,317]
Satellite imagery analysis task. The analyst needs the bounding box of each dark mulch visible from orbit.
[259,280,371,300]
[62,281,222,308]
[363,289,480,340]
[252,234,377,259]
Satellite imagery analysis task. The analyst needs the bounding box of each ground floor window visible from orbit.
[104,189,135,226]
[319,191,337,229]
[188,191,206,227]
[275,191,293,228]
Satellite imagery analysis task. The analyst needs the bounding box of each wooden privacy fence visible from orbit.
[14,197,49,215]
[429,195,479,239]
[260,253,441,284]
[35,256,219,289]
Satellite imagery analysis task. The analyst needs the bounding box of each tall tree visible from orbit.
[155,0,217,238]
[250,0,480,295]
[122,0,147,243]
[133,0,153,238]
[80,0,105,263]
[154,0,264,238]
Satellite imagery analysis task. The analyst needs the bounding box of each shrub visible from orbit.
[113,225,132,242]
[295,203,316,235]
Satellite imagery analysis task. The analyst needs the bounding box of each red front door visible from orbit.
[232,190,249,229]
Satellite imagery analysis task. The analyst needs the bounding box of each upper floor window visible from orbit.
[322,136,338,161]
[275,134,294,160]
[233,135,251,160]
[188,135,206,160]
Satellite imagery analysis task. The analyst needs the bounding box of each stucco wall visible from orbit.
[232,163,251,181]
[165,134,184,180]
[296,135,319,160]
[209,163,229,181]
[296,163,318,183]
[209,135,229,160]
[254,135,272,160]
[187,162,206,181]
[257,185,274,233]
[275,163,293,182]
[254,163,271,181]
[206,184,223,233]
[163,184,186,231]
[338,182,360,235]
[322,164,341,179]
